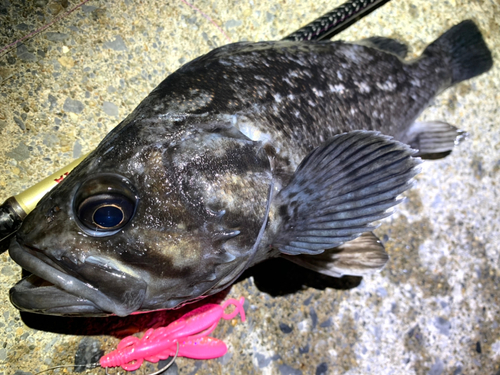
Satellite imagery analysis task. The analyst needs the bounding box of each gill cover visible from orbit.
[156,123,274,287]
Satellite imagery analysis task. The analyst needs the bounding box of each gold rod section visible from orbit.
[15,153,88,215]
[0,153,88,245]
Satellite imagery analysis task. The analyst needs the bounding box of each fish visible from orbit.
[8,20,492,317]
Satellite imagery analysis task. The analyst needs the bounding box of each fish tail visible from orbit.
[424,20,493,85]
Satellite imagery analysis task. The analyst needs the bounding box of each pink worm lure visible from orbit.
[100,297,246,371]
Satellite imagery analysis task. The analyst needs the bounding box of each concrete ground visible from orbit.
[0,0,499,374]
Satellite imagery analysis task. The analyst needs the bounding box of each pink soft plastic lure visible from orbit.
[100,297,246,371]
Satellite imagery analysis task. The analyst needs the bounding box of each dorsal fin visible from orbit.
[358,36,408,58]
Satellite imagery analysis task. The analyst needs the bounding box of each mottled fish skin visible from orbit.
[121,40,445,171]
[8,21,492,316]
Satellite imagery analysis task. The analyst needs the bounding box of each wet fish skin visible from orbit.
[11,125,274,316]
[9,20,492,316]
[129,20,490,167]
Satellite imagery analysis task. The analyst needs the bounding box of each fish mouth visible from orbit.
[9,273,108,316]
[9,239,146,317]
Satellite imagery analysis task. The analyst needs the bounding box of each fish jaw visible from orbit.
[9,274,107,316]
[9,239,147,317]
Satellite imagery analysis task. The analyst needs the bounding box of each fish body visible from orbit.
[9,21,492,316]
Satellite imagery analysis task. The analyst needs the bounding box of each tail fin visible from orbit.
[424,20,493,85]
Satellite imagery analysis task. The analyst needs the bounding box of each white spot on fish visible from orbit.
[232,60,247,68]
[338,45,365,63]
[337,71,343,80]
[256,86,267,98]
[302,69,312,78]
[376,80,397,91]
[282,76,293,86]
[355,81,371,94]
[410,79,421,87]
[312,87,324,97]
[273,93,283,103]
[219,59,232,66]
[288,56,306,67]
[328,83,345,94]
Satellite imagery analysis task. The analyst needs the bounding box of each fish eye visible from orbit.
[73,174,138,236]
[77,194,134,231]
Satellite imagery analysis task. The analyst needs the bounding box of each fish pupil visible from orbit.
[93,205,124,228]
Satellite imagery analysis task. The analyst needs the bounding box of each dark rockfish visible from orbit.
[9,21,492,316]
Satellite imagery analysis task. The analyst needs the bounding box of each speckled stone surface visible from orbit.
[1,0,499,374]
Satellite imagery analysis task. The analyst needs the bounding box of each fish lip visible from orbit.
[9,238,129,316]
[9,274,109,316]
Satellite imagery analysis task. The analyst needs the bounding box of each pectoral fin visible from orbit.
[283,232,388,277]
[272,130,420,256]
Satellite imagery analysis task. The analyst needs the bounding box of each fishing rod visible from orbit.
[0,0,392,252]
[283,0,391,41]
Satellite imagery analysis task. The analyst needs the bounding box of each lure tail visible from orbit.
[100,297,246,371]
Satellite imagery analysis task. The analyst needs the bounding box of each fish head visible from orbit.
[9,119,273,316]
